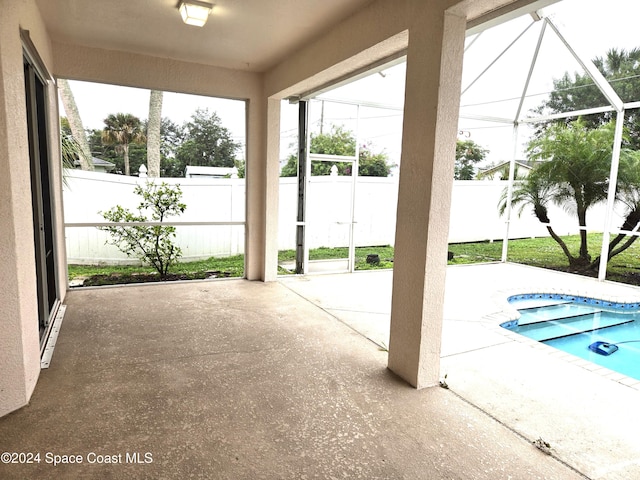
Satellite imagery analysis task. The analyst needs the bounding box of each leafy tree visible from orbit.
[160,118,184,156]
[174,108,239,174]
[157,118,185,177]
[534,47,640,148]
[280,125,392,177]
[84,104,241,178]
[280,154,299,177]
[234,158,246,178]
[99,182,186,277]
[359,145,393,176]
[102,113,146,176]
[455,140,488,180]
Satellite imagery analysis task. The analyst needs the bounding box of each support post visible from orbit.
[263,98,281,281]
[388,8,466,388]
[501,123,519,262]
[597,109,626,281]
[295,100,308,274]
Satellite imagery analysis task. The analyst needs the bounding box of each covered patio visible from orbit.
[1,264,639,478]
[4,0,640,478]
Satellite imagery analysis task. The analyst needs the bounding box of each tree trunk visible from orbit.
[545,225,578,265]
[587,208,640,270]
[123,144,130,176]
[58,79,94,171]
[577,207,590,263]
[147,90,163,177]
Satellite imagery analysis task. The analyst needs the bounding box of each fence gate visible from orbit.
[295,99,360,274]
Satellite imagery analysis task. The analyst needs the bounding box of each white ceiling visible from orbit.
[36,0,375,72]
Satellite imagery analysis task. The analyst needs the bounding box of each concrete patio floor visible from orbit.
[280,263,640,479]
[0,263,638,478]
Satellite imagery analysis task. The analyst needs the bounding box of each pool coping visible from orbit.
[485,286,640,392]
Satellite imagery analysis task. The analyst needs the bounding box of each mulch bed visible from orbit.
[80,271,232,287]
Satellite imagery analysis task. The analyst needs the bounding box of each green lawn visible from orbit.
[68,234,640,286]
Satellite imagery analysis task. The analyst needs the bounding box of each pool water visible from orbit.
[502,294,640,381]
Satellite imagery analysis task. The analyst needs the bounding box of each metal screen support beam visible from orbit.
[347,105,361,273]
[501,122,520,262]
[545,17,623,113]
[461,20,535,96]
[295,101,308,274]
[501,18,545,262]
[597,109,626,281]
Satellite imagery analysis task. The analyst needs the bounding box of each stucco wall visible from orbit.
[264,0,410,100]
[0,0,57,417]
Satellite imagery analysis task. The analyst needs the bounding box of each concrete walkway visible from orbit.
[0,267,591,479]
[281,263,640,479]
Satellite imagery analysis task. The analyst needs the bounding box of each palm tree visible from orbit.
[526,120,613,267]
[58,79,93,171]
[501,120,621,269]
[499,169,577,264]
[146,90,163,177]
[588,152,640,269]
[102,113,146,176]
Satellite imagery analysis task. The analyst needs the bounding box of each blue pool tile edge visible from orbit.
[507,292,640,311]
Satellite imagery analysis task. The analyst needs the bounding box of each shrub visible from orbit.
[99,182,186,277]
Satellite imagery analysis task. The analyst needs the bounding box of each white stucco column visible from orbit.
[387,6,466,388]
[245,95,281,282]
[263,98,281,281]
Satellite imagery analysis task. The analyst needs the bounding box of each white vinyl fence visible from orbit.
[63,170,623,265]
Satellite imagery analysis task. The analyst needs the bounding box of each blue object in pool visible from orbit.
[588,341,618,356]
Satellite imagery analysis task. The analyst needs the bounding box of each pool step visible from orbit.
[516,311,633,342]
[512,299,573,310]
[517,303,601,325]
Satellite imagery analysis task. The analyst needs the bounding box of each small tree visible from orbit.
[99,182,186,277]
[280,125,393,177]
[455,140,488,180]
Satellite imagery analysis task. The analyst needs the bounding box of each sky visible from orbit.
[64,81,247,143]
[61,0,640,169]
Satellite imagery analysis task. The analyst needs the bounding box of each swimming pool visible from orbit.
[501,293,640,381]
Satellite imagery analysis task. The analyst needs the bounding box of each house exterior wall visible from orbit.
[0,0,61,417]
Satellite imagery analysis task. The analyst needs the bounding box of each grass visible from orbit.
[68,234,640,286]
[449,233,640,284]
[278,246,395,270]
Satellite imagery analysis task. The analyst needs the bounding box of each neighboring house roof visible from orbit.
[184,166,237,178]
[74,156,115,170]
[477,160,536,179]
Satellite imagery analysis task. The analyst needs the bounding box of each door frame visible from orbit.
[22,30,61,351]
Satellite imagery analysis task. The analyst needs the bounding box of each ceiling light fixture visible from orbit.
[179,0,214,27]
